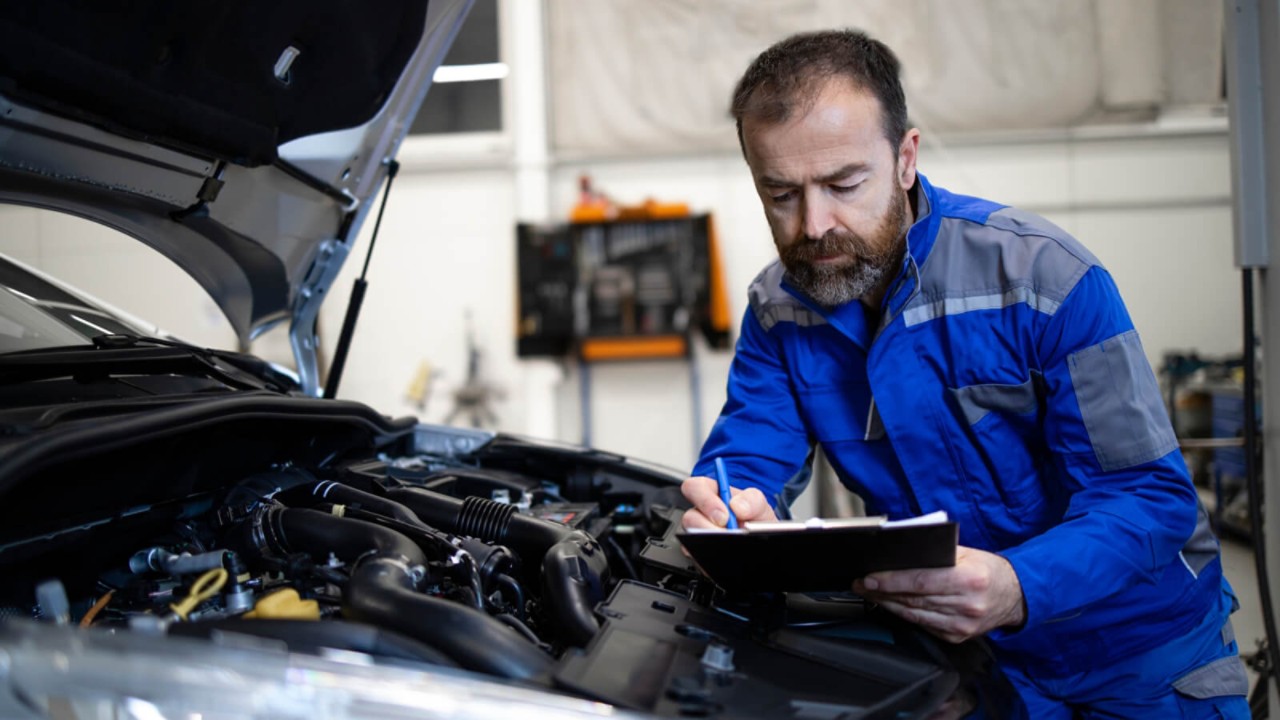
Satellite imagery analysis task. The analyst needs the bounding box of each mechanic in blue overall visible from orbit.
[679,29,1249,718]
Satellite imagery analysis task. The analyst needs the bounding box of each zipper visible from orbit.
[872,248,922,345]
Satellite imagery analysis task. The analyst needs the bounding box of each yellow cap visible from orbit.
[243,588,321,621]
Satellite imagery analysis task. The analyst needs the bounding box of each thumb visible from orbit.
[728,488,776,522]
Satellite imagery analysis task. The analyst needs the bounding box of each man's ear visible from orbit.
[897,128,921,190]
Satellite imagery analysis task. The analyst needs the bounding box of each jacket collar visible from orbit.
[877,171,940,321]
[905,172,938,272]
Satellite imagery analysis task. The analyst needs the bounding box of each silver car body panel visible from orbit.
[0,0,473,395]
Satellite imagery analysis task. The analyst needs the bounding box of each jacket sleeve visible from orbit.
[993,265,1199,635]
[691,308,812,509]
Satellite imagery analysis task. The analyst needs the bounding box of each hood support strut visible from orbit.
[323,160,399,399]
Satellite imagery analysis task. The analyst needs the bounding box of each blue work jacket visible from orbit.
[694,173,1223,675]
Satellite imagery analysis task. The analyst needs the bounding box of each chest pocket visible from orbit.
[948,374,1043,427]
[945,374,1050,518]
[796,380,876,443]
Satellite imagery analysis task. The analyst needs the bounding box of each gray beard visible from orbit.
[785,258,895,308]
[779,187,910,308]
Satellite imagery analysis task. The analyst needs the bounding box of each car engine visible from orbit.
[0,396,975,718]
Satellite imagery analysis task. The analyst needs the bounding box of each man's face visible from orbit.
[742,77,919,308]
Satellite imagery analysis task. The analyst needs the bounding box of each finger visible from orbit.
[680,507,721,531]
[855,588,984,615]
[680,475,719,506]
[727,487,778,523]
[860,567,969,596]
[681,476,732,527]
[861,545,994,595]
[875,599,977,644]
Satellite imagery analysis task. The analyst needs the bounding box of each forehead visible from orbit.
[742,78,891,179]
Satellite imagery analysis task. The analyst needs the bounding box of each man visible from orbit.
[681,29,1248,718]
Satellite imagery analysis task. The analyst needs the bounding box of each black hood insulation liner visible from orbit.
[0,0,427,166]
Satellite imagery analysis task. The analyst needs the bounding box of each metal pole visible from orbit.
[1228,0,1280,710]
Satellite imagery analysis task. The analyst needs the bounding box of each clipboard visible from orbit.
[676,513,958,593]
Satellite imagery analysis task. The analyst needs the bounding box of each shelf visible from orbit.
[1179,437,1246,449]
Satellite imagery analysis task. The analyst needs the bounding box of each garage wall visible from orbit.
[548,123,1239,472]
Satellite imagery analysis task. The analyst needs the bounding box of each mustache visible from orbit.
[783,229,885,266]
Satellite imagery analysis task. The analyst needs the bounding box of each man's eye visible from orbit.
[770,190,797,203]
[831,183,860,194]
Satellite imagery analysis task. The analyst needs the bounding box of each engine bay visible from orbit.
[0,397,969,718]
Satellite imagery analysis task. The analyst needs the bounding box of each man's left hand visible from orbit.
[852,546,1025,644]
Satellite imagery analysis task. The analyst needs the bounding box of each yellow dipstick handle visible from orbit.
[169,568,228,621]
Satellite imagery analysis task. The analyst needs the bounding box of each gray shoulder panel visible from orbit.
[1068,330,1179,471]
[748,260,827,332]
[904,208,1096,327]
[985,207,1101,268]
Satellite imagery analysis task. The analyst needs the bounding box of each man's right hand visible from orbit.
[680,476,778,529]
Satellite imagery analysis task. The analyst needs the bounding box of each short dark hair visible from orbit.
[730,29,908,153]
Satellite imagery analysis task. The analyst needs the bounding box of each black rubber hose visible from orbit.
[255,508,553,680]
[341,506,521,614]
[278,481,427,528]
[542,533,610,647]
[171,618,458,668]
[494,613,541,645]
[386,487,609,647]
[343,556,553,680]
[605,535,640,580]
[386,488,569,560]
[341,506,463,558]
[275,508,424,567]
[459,552,485,610]
[495,573,526,620]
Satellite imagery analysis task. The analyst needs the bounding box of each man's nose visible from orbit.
[801,191,836,239]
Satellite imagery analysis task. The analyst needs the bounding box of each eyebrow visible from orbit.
[759,162,870,188]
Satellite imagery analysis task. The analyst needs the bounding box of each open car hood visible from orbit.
[0,0,472,394]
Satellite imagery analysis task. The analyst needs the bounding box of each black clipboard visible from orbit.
[676,516,958,593]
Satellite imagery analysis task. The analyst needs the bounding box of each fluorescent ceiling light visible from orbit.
[433,63,510,84]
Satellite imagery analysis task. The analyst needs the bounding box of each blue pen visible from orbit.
[713,457,740,529]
